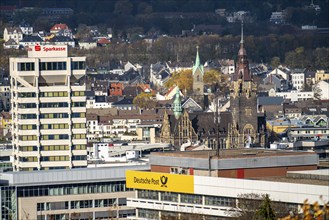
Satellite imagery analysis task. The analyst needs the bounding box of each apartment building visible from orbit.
[10,45,87,171]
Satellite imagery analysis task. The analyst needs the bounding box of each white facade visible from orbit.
[274,90,314,102]
[79,41,97,50]
[3,27,23,44]
[10,45,87,171]
[268,67,289,80]
[128,171,328,219]
[291,72,305,91]
[313,80,329,100]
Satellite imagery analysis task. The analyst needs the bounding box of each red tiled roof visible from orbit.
[50,23,69,31]
[97,38,110,44]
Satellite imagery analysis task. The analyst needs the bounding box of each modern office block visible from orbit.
[10,45,87,171]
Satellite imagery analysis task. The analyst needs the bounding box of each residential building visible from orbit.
[270,11,286,24]
[315,70,329,82]
[263,73,289,91]
[150,62,170,88]
[219,59,235,75]
[50,23,70,34]
[272,90,314,102]
[290,69,305,91]
[79,38,97,50]
[314,80,329,100]
[19,24,33,35]
[3,27,23,44]
[0,164,149,220]
[19,35,43,48]
[3,39,19,49]
[10,45,87,171]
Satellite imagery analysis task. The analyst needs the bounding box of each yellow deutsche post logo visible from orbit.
[126,170,194,194]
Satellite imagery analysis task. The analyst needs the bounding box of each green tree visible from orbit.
[270,57,281,68]
[133,92,157,109]
[257,194,275,220]
[165,69,193,93]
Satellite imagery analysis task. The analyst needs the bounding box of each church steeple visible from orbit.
[234,22,251,82]
[192,46,204,76]
[173,87,182,119]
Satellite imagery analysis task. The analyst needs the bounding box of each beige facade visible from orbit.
[18,191,134,220]
[10,45,87,171]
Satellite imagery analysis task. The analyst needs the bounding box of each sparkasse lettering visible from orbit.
[43,47,66,52]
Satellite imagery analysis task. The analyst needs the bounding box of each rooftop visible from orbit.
[151,148,316,159]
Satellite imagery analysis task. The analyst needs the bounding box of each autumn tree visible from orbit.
[133,92,157,109]
[165,69,193,94]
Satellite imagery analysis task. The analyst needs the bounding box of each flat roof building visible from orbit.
[0,164,149,220]
[126,149,327,219]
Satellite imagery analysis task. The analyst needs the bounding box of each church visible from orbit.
[159,25,267,149]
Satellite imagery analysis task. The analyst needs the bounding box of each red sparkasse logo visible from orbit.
[35,45,41,51]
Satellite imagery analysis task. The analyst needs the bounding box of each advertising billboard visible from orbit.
[126,170,194,194]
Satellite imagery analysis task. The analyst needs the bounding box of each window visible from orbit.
[72,102,86,107]
[72,155,87,161]
[73,134,86,139]
[137,190,158,200]
[39,62,67,71]
[72,145,87,150]
[205,195,235,207]
[40,102,68,108]
[72,91,85,96]
[161,192,178,202]
[71,61,85,70]
[40,92,68,97]
[180,193,202,204]
[18,62,35,71]
[73,123,86,129]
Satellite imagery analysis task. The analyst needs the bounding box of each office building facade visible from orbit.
[10,45,87,171]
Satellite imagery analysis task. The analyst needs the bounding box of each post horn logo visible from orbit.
[160,176,168,187]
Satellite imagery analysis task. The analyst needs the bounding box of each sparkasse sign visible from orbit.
[126,170,194,193]
[28,45,68,58]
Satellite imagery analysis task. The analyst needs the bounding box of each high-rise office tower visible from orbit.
[10,45,87,171]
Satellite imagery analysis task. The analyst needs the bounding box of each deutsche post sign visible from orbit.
[126,170,194,194]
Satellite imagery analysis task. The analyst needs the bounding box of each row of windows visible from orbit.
[41,124,69,129]
[72,61,85,70]
[18,103,36,108]
[41,156,70,161]
[18,62,35,71]
[19,114,37,119]
[72,145,87,150]
[72,102,86,107]
[20,156,38,162]
[19,146,38,151]
[40,91,68,97]
[72,91,85,96]
[40,113,69,119]
[18,92,36,98]
[73,123,86,129]
[72,155,87,161]
[137,190,235,207]
[40,62,67,71]
[41,145,70,151]
[41,134,69,140]
[20,124,37,130]
[19,135,38,141]
[40,102,68,108]
[72,134,86,139]
[17,181,129,197]
[37,198,120,211]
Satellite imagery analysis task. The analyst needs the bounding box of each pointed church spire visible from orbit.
[240,21,244,44]
[195,45,200,67]
[173,86,182,119]
[192,45,204,76]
